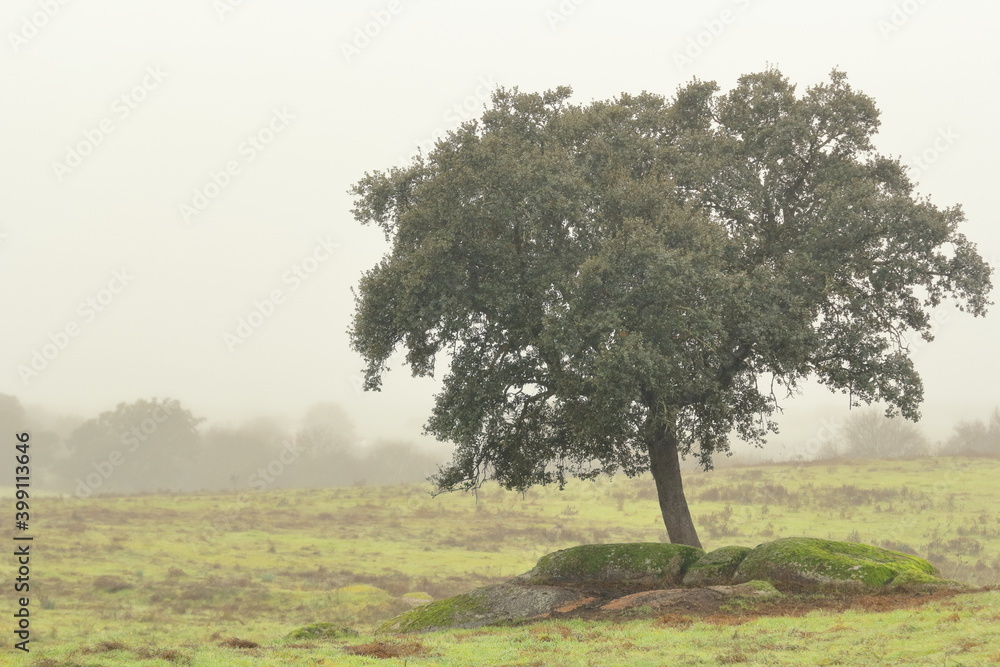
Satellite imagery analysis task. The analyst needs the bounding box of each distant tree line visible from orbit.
[0,394,446,496]
[816,407,1000,460]
[1,394,997,496]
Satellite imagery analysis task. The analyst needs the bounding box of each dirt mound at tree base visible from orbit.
[556,586,975,625]
[379,581,782,632]
[599,582,780,612]
[379,539,963,633]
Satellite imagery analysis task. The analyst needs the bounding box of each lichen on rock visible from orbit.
[682,545,753,586]
[889,568,963,592]
[733,537,950,592]
[378,583,583,633]
[377,538,961,633]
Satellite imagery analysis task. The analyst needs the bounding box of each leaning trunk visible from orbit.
[646,419,702,549]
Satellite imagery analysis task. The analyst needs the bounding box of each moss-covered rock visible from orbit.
[682,546,753,586]
[375,539,966,633]
[733,537,949,592]
[889,568,964,592]
[517,543,703,590]
[285,622,359,641]
[378,583,583,633]
[601,579,781,614]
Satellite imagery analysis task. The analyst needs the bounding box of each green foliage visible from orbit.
[349,68,993,507]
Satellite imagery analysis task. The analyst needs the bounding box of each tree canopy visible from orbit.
[348,69,992,547]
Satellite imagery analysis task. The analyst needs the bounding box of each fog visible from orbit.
[0,393,452,494]
[2,1,998,491]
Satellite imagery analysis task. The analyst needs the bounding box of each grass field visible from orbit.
[2,456,998,665]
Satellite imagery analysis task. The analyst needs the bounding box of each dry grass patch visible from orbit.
[704,614,749,626]
[529,624,574,640]
[134,647,190,663]
[81,639,128,653]
[93,575,133,593]
[716,649,751,664]
[218,637,260,648]
[344,640,429,659]
[653,613,694,629]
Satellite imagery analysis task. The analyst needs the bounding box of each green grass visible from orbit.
[8,591,1000,665]
[2,456,998,665]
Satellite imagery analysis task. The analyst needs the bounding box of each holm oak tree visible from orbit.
[348,69,992,548]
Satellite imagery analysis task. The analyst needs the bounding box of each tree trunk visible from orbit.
[646,420,702,549]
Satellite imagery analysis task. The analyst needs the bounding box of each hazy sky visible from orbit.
[2,0,997,448]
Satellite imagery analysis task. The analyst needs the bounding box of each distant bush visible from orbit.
[938,408,1000,456]
[820,408,928,460]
